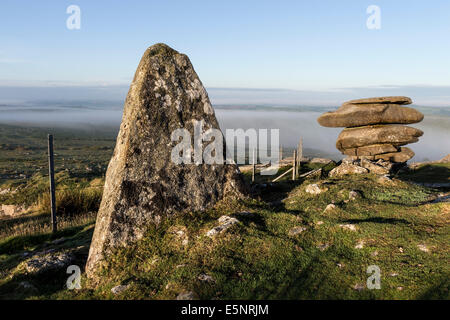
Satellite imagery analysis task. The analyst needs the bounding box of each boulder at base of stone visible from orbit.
[328,163,369,177]
[359,158,390,175]
[336,125,423,152]
[86,43,246,278]
[374,147,415,163]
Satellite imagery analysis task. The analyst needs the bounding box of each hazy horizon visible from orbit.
[0,85,449,107]
[1,97,449,162]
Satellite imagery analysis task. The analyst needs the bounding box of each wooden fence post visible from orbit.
[297,137,303,176]
[48,134,57,233]
[252,148,256,183]
[292,150,297,180]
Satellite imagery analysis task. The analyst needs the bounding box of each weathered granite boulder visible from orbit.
[21,251,75,275]
[317,103,423,128]
[374,147,415,163]
[342,96,412,105]
[438,154,450,163]
[328,163,369,177]
[343,144,398,157]
[0,204,27,217]
[336,125,423,152]
[359,158,390,175]
[86,43,246,278]
[318,96,424,172]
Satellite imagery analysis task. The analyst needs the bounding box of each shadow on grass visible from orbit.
[0,227,93,300]
[397,164,450,184]
[339,217,410,225]
[418,275,450,300]
[0,213,49,234]
[0,224,92,255]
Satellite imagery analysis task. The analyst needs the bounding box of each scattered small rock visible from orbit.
[417,244,430,252]
[289,226,306,236]
[397,286,403,291]
[398,247,404,253]
[317,243,330,251]
[339,224,357,231]
[353,283,365,291]
[371,250,379,257]
[305,183,328,195]
[111,284,130,295]
[349,190,361,200]
[355,240,365,249]
[0,204,27,217]
[389,272,399,277]
[323,204,336,212]
[198,273,215,283]
[176,291,197,300]
[206,216,239,237]
[377,175,394,185]
[165,282,174,290]
[169,226,189,246]
[316,220,324,226]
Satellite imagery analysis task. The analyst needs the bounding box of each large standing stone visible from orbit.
[336,125,423,152]
[86,43,246,278]
[317,103,424,127]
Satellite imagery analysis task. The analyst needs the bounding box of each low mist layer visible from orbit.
[1,103,449,162]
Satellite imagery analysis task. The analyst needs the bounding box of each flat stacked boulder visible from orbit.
[318,96,424,175]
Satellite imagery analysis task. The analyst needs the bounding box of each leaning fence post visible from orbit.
[48,134,57,233]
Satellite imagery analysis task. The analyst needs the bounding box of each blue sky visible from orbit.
[1,0,450,104]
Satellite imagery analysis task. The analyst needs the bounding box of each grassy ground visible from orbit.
[1,168,448,300]
[0,124,448,300]
[0,124,113,206]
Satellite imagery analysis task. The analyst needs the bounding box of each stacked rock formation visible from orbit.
[86,43,246,278]
[318,96,424,163]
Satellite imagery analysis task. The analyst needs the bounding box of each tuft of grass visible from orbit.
[36,188,102,217]
[0,211,97,240]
